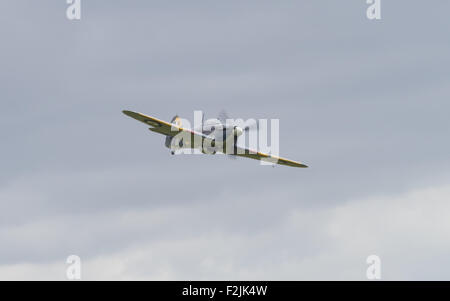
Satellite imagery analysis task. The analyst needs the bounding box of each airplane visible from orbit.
[122,110,308,168]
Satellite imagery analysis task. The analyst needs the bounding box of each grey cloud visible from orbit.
[0,0,450,279]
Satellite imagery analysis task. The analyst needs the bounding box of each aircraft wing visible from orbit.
[122,110,214,144]
[123,110,308,168]
[234,146,308,168]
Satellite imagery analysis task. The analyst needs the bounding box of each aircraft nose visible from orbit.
[233,126,243,137]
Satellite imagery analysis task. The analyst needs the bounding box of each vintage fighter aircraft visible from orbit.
[122,110,308,168]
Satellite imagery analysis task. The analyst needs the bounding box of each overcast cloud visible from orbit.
[0,1,450,280]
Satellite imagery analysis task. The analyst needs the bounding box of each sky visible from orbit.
[0,0,450,280]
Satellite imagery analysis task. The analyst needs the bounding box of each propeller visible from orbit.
[216,110,233,159]
[201,111,205,132]
[217,110,229,126]
[217,110,259,160]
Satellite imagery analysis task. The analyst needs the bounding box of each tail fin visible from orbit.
[170,115,182,127]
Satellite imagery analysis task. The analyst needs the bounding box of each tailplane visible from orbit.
[170,115,182,127]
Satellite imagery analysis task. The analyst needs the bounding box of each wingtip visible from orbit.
[122,110,138,118]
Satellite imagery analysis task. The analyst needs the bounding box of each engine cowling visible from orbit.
[233,126,243,137]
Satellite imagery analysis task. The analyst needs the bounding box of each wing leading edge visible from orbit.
[123,110,181,137]
[234,146,308,168]
[122,110,214,144]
